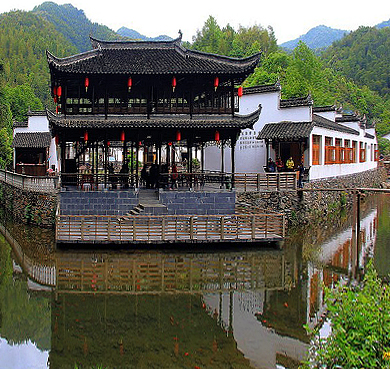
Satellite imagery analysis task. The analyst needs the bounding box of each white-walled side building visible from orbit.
[12,111,58,176]
[205,83,378,180]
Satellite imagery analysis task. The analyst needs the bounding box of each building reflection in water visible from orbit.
[0,195,383,369]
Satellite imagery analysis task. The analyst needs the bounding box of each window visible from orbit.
[325,137,335,164]
[312,135,321,165]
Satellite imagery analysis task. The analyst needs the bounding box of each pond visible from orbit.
[0,194,389,369]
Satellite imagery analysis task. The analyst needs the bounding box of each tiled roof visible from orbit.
[242,82,281,95]
[280,95,313,108]
[313,105,336,112]
[47,36,261,78]
[335,114,360,123]
[365,132,375,139]
[13,121,28,128]
[258,114,361,141]
[47,107,261,130]
[12,132,52,148]
[258,121,313,140]
[313,114,359,135]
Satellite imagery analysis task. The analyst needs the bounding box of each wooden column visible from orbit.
[221,140,225,188]
[231,133,237,189]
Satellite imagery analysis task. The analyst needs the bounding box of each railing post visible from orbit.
[251,215,256,239]
[190,216,194,240]
[220,216,225,240]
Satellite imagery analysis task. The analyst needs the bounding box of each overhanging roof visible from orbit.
[258,121,313,140]
[12,132,52,148]
[47,107,261,131]
[46,36,261,78]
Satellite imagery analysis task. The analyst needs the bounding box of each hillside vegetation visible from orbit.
[32,1,122,52]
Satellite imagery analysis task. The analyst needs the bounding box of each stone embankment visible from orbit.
[236,168,388,226]
[0,182,58,227]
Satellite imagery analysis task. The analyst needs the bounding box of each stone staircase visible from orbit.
[120,189,168,219]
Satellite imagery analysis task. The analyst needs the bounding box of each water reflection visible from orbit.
[0,194,389,369]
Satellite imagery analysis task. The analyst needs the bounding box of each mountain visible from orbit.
[321,25,390,97]
[376,19,390,29]
[117,27,172,41]
[32,1,122,52]
[0,10,77,105]
[280,25,349,50]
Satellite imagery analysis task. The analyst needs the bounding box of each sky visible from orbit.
[0,0,389,44]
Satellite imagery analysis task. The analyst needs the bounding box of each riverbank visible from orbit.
[236,167,388,226]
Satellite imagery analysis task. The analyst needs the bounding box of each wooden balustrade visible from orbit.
[234,172,297,191]
[56,213,285,244]
[0,169,59,194]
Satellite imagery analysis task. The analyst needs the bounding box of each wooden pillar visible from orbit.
[231,134,237,189]
[230,78,235,116]
[201,143,204,173]
[136,138,140,187]
[221,140,225,188]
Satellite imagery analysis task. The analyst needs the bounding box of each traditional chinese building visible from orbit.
[46,34,261,189]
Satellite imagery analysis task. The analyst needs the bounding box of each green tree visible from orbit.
[5,84,43,122]
[0,61,12,168]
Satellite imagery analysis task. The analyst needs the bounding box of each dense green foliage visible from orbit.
[303,262,390,368]
[322,26,390,97]
[0,63,12,168]
[0,10,77,108]
[33,2,121,53]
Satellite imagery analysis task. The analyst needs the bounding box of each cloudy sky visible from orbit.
[1,0,389,43]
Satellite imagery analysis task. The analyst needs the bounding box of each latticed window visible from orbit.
[359,142,366,162]
[312,135,321,165]
[325,137,335,164]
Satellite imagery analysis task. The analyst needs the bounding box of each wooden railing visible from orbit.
[235,172,297,191]
[0,169,59,194]
[56,213,285,244]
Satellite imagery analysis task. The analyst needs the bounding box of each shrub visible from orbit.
[303,262,390,368]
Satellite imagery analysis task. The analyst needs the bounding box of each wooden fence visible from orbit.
[235,172,297,191]
[56,213,285,244]
[0,169,59,194]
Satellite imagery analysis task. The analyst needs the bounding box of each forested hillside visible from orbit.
[0,10,77,106]
[32,2,121,52]
[322,26,390,98]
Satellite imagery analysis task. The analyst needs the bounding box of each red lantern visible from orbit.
[120,130,125,142]
[107,140,110,147]
[215,130,220,142]
[56,106,59,114]
[57,86,62,97]
[138,141,142,146]
[238,86,243,97]
[53,86,57,96]
[168,142,172,146]
[172,76,177,92]
[84,77,89,92]
[214,77,219,91]
[53,96,57,103]
[84,130,88,142]
[176,130,181,141]
[55,134,59,145]
[127,77,132,92]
